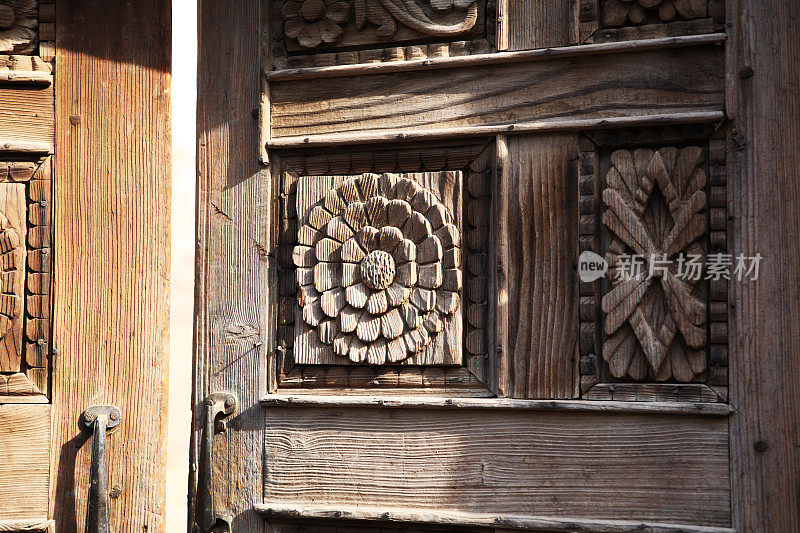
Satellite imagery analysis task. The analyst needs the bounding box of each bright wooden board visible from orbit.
[263,407,730,528]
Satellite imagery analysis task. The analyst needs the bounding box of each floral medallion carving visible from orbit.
[0,0,37,54]
[280,0,479,49]
[293,173,462,365]
[601,147,707,382]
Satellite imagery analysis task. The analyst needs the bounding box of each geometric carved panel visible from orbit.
[579,139,729,401]
[293,172,462,366]
[0,182,25,372]
[601,147,707,382]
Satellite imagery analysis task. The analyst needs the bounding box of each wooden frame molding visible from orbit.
[265,33,725,81]
[260,393,734,415]
[255,503,736,533]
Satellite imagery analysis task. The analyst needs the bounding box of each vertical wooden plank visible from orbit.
[499,135,579,399]
[52,1,171,530]
[194,1,268,531]
[728,0,800,531]
[506,0,574,50]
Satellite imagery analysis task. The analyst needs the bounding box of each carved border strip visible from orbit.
[276,39,495,70]
[707,134,728,401]
[578,132,728,403]
[577,0,725,44]
[39,0,56,61]
[25,158,51,397]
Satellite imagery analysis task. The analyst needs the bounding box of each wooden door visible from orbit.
[196,1,800,532]
[0,1,171,531]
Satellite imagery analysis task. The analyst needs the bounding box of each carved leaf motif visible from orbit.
[283,0,479,48]
[296,174,461,364]
[601,147,708,382]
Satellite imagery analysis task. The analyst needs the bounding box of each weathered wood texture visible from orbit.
[727,0,800,531]
[259,504,735,533]
[52,1,171,530]
[0,404,50,520]
[195,0,269,531]
[494,135,579,399]
[269,42,724,141]
[262,408,731,527]
[0,83,53,147]
[506,0,573,50]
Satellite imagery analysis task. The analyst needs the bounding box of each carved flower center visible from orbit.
[0,5,16,30]
[300,0,327,22]
[360,250,396,291]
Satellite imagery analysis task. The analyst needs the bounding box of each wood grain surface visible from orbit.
[727,0,800,530]
[0,404,49,520]
[262,407,731,527]
[270,44,724,140]
[195,0,270,530]
[0,85,53,146]
[51,1,171,530]
[494,135,579,399]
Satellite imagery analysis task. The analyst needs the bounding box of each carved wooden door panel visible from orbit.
[0,2,171,531]
[196,0,749,531]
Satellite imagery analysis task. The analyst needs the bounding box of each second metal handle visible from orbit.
[196,392,237,532]
[83,405,121,533]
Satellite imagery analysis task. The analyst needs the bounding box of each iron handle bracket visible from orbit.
[195,392,237,533]
[82,405,122,533]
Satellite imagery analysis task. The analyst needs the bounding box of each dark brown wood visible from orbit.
[269,41,724,142]
[498,134,580,398]
[52,1,171,530]
[727,0,800,531]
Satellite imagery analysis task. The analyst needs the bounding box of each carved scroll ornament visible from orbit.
[293,174,461,364]
[281,0,478,48]
[602,147,707,382]
[0,0,37,54]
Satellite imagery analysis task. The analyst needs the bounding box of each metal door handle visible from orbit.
[195,392,237,532]
[83,405,122,533]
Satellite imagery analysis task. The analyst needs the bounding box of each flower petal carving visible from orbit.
[294,174,461,364]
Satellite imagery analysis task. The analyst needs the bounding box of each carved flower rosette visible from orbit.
[0,0,37,54]
[293,174,461,365]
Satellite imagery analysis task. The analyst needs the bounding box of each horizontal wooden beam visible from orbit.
[260,393,733,415]
[0,519,54,532]
[269,40,725,145]
[266,34,726,82]
[260,407,730,526]
[0,140,53,155]
[268,111,724,149]
[255,503,735,533]
[0,71,52,86]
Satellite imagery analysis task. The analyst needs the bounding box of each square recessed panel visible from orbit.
[292,172,463,365]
